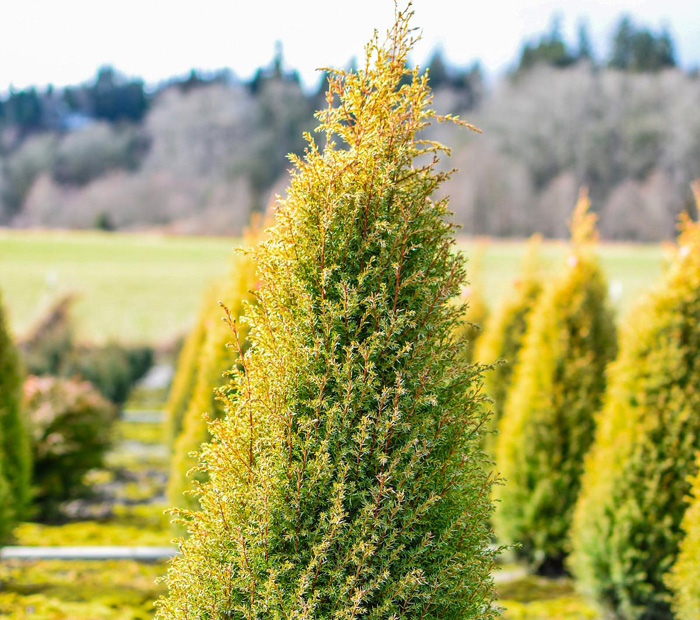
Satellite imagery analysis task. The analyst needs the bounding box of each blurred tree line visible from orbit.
[0,14,697,239]
[517,15,676,73]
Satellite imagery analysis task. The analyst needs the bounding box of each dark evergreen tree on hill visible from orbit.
[4,87,43,134]
[426,49,450,89]
[577,21,595,63]
[609,16,676,71]
[90,66,148,123]
[518,16,576,73]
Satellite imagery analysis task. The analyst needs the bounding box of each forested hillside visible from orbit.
[1,16,698,239]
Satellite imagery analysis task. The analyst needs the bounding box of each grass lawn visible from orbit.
[0,229,237,344]
[457,239,666,317]
[0,230,665,345]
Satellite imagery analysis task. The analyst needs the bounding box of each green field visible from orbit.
[0,230,237,344]
[0,230,666,344]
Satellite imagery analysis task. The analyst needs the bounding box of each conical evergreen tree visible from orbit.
[667,457,700,620]
[168,248,258,509]
[157,8,497,619]
[570,212,700,619]
[0,290,31,530]
[494,189,617,573]
[474,237,543,456]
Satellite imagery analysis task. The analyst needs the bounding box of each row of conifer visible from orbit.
[166,224,261,510]
[474,185,700,620]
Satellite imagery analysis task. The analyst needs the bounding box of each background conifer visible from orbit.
[24,375,117,520]
[165,289,212,447]
[494,189,617,573]
[168,248,258,509]
[0,290,32,527]
[474,236,542,456]
[570,205,700,619]
[458,248,489,363]
[668,458,700,620]
[157,7,497,619]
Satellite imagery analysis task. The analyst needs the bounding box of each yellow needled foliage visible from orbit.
[165,286,215,448]
[570,196,700,620]
[458,245,489,364]
[474,236,543,457]
[494,188,617,574]
[167,234,260,509]
[570,187,598,247]
[669,185,700,620]
[668,457,700,620]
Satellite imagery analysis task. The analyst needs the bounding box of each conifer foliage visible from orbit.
[158,8,497,619]
[24,375,117,520]
[0,290,32,533]
[168,248,258,509]
[570,209,700,619]
[166,289,213,447]
[474,237,542,455]
[494,190,617,573]
[668,459,700,620]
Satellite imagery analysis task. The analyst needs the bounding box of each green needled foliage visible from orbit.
[570,212,700,620]
[168,248,258,509]
[494,190,617,573]
[166,288,213,448]
[157,8,498,620]
[474,237,543,457]
[0,290,31,529]
[668,458,700,620]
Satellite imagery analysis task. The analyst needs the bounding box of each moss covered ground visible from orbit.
[0,559,167,619]
[0,393,604,618]
[498,574,600,619]
[0,563,600,619]
[1,414,172,618]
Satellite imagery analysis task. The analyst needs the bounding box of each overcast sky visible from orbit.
[2,0,699,93]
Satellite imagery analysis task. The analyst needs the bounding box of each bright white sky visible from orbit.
[2,0,699,93]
